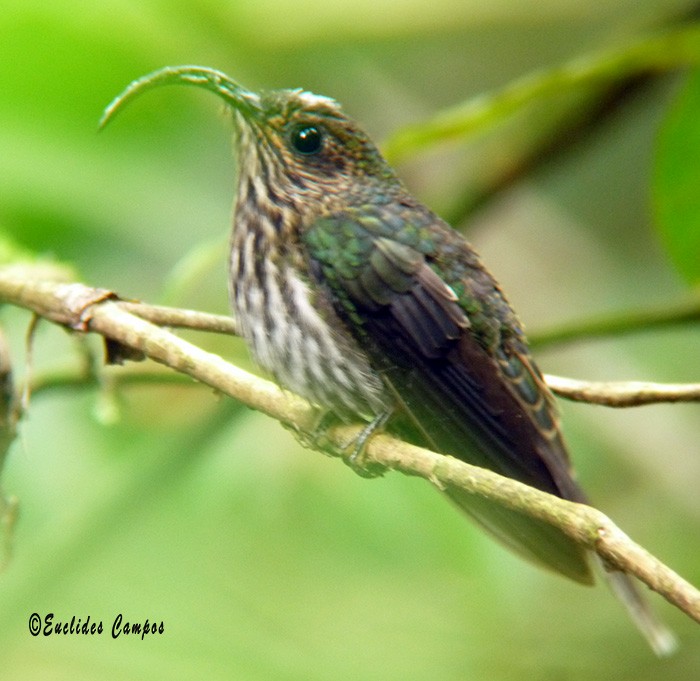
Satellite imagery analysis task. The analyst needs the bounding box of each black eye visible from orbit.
[291,125,323,155]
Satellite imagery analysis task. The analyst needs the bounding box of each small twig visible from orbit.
[103,299,700,408]
[120,302,238,335]
[41,298,700,407]
[26,365,700,410]
[29,366,192,396]
[546,374,700,406]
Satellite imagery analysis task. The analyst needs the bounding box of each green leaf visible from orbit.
[384,24,700,163]
[0,231,35,265]
[653,68,700,284]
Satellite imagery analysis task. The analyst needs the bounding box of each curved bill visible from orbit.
[99,65,261,129]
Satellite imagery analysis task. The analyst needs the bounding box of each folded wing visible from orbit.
[305,212,592,582]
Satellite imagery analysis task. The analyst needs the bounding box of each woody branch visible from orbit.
[0,263,698,625]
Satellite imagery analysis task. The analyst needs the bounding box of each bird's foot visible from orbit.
[343,410,392,478]
[284,409,337,453]
[298,409,391,478]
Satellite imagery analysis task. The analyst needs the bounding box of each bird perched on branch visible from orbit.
[102,65,675,655]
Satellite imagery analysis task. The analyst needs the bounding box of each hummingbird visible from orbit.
[102,65,674,654]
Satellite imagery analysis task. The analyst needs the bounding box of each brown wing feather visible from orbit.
[352,256,594,582]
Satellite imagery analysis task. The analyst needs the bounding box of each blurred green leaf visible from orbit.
[384,24,700,163]
[653,68,700,284]
[0,231,36,265]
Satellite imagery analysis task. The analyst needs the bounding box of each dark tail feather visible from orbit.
[600,561,677,656]
[445,485,594,584]
[445,487,677,655]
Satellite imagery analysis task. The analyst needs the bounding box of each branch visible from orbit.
[0,265,698,626]
[0,265,317,430]
[119,301,238,335]
[98,298,700,408]
[546,374,700,406]
[351,426,700,625]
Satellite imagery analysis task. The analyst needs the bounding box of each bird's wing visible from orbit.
[304,211,593,583]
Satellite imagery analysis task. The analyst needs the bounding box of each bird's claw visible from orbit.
[295,409,391,478]
[342,411,392,478]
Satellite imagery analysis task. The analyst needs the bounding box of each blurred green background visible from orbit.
[1,1,699,679]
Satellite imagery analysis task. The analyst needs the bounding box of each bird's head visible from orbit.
[101,65,397,209]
